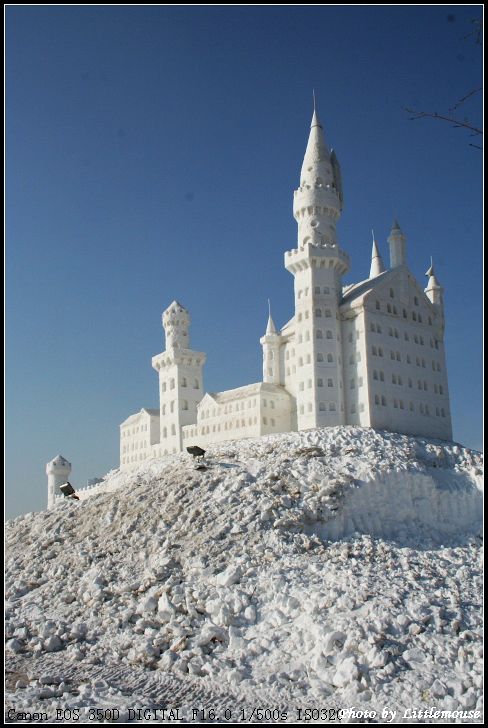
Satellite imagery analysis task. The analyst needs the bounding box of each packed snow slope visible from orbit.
[5,427,484,723]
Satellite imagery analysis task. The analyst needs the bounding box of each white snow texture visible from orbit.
[5,427,484,723]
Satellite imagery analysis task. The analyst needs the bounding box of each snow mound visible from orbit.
[5,427,484,722]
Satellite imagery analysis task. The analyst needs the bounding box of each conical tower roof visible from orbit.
[369,231,385,278]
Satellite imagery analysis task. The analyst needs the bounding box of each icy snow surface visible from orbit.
[5,427,484,723]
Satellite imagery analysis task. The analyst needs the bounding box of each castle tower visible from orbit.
[152,301,206,453]
[285,104,350,429]
[369,232,385,278]
[388,219,407,268]
[46,454,71,509]
[260,306,281,385]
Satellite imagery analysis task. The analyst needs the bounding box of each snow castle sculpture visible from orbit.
[119,103,453,469]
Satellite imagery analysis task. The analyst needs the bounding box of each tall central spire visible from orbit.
[311,89,322,129]
[301,97,331,184]
[293,96,343,249]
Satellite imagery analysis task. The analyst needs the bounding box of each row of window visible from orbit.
[374,395,447,417]
[375,298,432,325]
[161,378,200,392]
[370,323,440,349]
[286,355,335,377]
[161,400,194,415]
[200,397,281,421]
[162,425,177,438]
[289,351,341,369]
[295,329,337,344]
[297,311,339,324]
[122,454,148,464]
[372,369,445,393]
[299,377,364,390]
[200,418,261,434]
[314,308,333,318]
[122,423,149,437]
[372,347,442,371]
[300,378,334,390]
[296,285,332,298]
[122,441,149,453]
[286,347,338,361]
[201,398,258,419]
[156,357,202,370]
[299,401,338,414]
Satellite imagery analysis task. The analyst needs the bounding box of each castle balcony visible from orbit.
[285,243,350,276]
[293,184,341,218]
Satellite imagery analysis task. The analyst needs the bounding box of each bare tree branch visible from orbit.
[404,108,483,137]
[450,86,482,112]
[404,17,482,148]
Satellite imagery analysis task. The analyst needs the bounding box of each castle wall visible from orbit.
[120,409,160,469]
[182,385,292,449]
[362,278,452,440]
[341,309,370,426]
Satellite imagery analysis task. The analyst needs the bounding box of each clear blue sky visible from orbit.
[6,6,482,518]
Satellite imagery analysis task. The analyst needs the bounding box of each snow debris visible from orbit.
[5,426,483,722]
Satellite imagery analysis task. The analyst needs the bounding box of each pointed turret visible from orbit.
[300,106,331,187]
[424,257,444,307]
[266,313,277,335]
[387,219,407,268]
[369,231,385,278]
[292,96,345,253]
[260,301,281,385]
[264,298,278,335]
